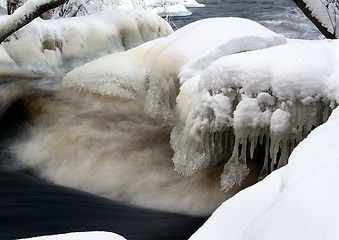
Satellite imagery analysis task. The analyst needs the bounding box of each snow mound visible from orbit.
[1,9,172,74]
[63,17,286,120]
[19,231,126,240]
[189,106,339,240]
[173,39,339,191]
[142,0,192,17]
[183,0,205,8]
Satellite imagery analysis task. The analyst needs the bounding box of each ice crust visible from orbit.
[20,231,126,240]
[174,39,339,190]
[63,17,339,192]
[303,0,339,38]
[189,107,339,240]
[1,9,173,74]
[64,17,286,120]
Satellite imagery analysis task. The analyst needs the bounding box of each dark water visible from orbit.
[0,1,320,240]
[171,0,320,39]
[0,98,207,240]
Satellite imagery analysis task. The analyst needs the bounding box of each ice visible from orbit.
[1,9,172,74]
[302,0,339,38]
[183,0,204,8]
[64,17,286,121]
[190,107,339,240]
[171,37,339,191]
[53,0,191,16]
[62,16,339,192]
[19,231,126,240]
[141,0,192,17]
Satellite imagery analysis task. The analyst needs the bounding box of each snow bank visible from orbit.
[0,9,172,74]
[62,16,339,193]
[173,38,339,190]
[183,0,204,8]
[189,106,339,240]
[51,0,194,18]
[63,17,286,120]
[19,231,126,240]
[141,0,192,17]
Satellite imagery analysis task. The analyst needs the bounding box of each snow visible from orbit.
[60,0,193,17]
[19,231,126,240]
[140,0,192,17]
[190,107,339,240]
[63,17,286,120]
[172,37,339,190]
[183,0,204,8]
[62,15,339,193]
[0,9,172,74]
[62,17,339,192]
[303,0,339,38]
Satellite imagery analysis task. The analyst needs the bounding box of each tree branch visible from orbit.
[292,0,336,39]
[0,0,68,43]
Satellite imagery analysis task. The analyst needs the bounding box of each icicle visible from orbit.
[220,137,249,192]
[258,134,270,181]
[172,83,334,192]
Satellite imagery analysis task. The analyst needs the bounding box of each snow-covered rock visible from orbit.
[63,17,286,120]
[174,38,339,190]
[0,9,173,74]
[19,231,126,240]
[189,106,339,240]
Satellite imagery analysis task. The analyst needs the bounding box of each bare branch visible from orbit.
[0,0,68,43]
[293,0,337,39]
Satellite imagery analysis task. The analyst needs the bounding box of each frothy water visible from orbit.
[171,0,321,39]
[6,79,244,216]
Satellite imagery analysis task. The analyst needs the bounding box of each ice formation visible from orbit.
[63,17,286,120]
[183,0,204,8]
[54,0,193,17]
[140,0,192,17]
[62,16,339,192]
[189,106,339,240]
[173,39,339,191]
[0,9,172,73]
[302,0,339,38]
[7,0,197,18]
[20,231,126,240]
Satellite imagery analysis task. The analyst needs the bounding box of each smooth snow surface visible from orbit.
[141,0,192,17]
[0,9,172,74]
[64,17,339,192]
[183,0,204,8]
[19,231,126,240]
[63,17,286,120]
[190,107,339,240]
[174,38,339,191]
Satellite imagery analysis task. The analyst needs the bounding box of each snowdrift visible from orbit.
[63,17,287,119]
[20,231,126,240]
[64,17,339,192]
[0,9,173,74]
[189,106,339,240]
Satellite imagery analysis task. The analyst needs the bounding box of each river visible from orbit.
[0,1,320,239]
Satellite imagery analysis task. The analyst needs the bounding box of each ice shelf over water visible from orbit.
[19,231,126,240]
[189,106,339,240]
[174,38,339,191]
[0,9,172,74]
[63,17,287,119]
[63,17,339,191]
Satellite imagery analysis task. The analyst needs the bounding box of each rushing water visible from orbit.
[172,0,320,39]
[0,1,320,240]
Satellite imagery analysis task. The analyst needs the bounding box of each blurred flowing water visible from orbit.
[171,0,320,39]
[0,1,320,240]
